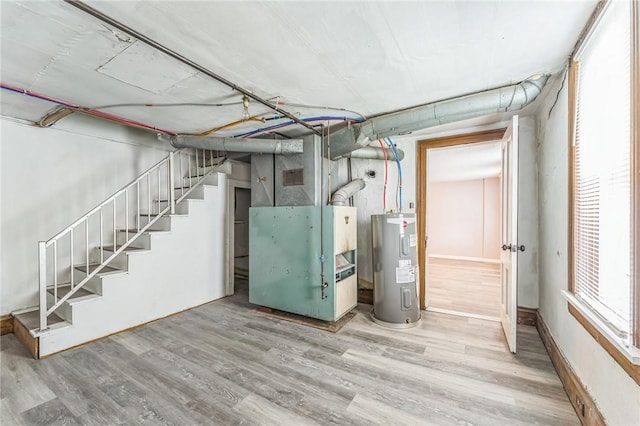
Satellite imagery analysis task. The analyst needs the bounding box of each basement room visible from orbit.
[1,1,638,424]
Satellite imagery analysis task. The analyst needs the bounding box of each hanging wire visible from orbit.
[274,101,367,120]
[91,101,245,109]
[234,116,365,138]
[1,82,366,139]
[182,115,266,137]
[548,62,569,119]
[91,98,367,119]
[377,139,389,212]
[0,83,177,135]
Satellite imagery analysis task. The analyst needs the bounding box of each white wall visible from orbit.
[0,115,172,314]
[428,177,500,261]
[536,75,640,424]
[351,138,416,288]
[517,116,540,309]
[352,120,538,309]
[483,178,501,259]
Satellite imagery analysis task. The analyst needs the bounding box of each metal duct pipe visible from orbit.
[342,147,405,161]
[328,74,549,159]
[331,179,366,206]
[171,135,303,155]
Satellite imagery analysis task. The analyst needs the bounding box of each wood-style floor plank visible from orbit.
[428,257,501,318]
[0,280,578,425]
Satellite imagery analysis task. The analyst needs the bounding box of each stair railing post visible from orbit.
[169,151,176,214]
[38,241,48,331]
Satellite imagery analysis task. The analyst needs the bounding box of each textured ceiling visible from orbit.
[0,1,597,139]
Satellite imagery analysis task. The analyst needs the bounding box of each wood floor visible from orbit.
[428,257,502,319]
[1,280,577,425]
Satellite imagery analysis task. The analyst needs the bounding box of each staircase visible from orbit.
[13,149,230,358]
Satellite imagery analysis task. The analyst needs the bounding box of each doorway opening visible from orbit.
[426,142,503,320]
[234,187,250,277]
[233,187,251,297]
[417,128,507,317]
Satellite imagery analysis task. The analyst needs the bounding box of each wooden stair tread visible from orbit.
[101,245,147,253]
[184,175,213,180]
[173,187,205,192]
[154,198,203,203]
[139,213,188,218]
[46,284,97,300]
[197,161,224,168]
[117,228,169,234]
[14,309,68,331]
[74,264,123,275]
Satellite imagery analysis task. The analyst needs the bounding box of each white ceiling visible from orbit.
[428,141,503,182]
[0,1,597,138]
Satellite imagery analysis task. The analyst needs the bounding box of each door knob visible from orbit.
[501,244,512,251]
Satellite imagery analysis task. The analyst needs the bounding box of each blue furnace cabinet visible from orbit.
[249,206,358,322]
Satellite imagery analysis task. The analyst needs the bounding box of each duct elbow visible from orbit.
[169,135,183,149]
[527,73,550,91]
[510,74,550,111]
[331,179,366,206]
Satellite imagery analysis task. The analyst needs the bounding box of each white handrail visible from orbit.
[38,148,222,331]
[45,156,171,245]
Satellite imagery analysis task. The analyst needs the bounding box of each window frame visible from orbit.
[567,0,640,383]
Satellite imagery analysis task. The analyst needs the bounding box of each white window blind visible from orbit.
[573,1,631,336]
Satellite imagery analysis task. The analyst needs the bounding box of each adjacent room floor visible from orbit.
[1,280,577,425]
[428,257,502,319]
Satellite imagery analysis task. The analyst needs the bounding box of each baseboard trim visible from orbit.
[517,307,538,327]
[427,307,500,322]
[0,314,14,335]
[428,254,500,264]
[536,312,605,426]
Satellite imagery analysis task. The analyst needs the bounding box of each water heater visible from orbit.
[371,213,421,327]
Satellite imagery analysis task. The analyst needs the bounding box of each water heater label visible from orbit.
[398,259,411,267]
[409,234,417,247]
[396,266,415,283]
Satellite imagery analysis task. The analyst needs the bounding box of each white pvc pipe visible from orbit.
[331,179,366,206]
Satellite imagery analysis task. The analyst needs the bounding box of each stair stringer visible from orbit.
[38,175,228,357]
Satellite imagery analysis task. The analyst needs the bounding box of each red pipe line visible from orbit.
[1,83,177,135]
[1,82,80,108]
[377,138,388,211]
[80,108,177,135]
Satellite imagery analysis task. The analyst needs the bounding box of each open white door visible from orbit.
[500,115,519,353]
